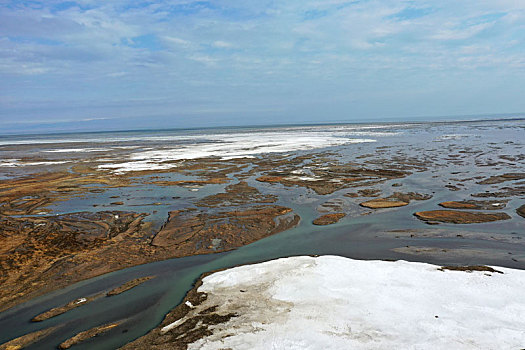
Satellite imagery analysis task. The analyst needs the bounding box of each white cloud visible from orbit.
[107,71,127,77]
[188,54,218,66]
[0,0,524,126]
[431,22,494,41]
[212,40,234,48]
[163,36,192,47]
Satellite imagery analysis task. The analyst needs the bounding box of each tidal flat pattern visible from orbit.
[0,120,524,349]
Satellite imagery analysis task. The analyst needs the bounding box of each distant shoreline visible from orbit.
[1,114,524,138]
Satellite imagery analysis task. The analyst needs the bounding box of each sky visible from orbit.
[0,0,524,133]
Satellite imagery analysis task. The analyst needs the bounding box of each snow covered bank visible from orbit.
[97,132,377,173]
[180,256,525,349]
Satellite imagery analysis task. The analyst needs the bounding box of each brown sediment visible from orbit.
[477,173,525,185]
[414,210,511,224]
[360,199,408,209]
[257,166,409,195]
[0,202,298,311]
[472,186,525,198]
[152,205,299,255]
[357,188,381,197]
[106,276,156,297]
[32,293,105,322]
[390,192,432,202]
[0,171,131,216]
[517,204,525,218]
[344,192,359,198]
[0,160,302,312]
[317,198,349,213]
[196,181,277,207]
[150,178,228,186]
[438,265,503,274]
[392,246,525,262]
[0,326,59,350]
[0,211,151,311]
[58,322,120,349]
[313,213,346,225]
[2,137,523,333]
[0,157,248,217]
[439,200,508,210]
[384,228,525,245]
[360,192,431,209]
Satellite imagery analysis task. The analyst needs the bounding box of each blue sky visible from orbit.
[1,0,524,133]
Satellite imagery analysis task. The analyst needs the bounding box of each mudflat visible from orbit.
[1,120,524,349]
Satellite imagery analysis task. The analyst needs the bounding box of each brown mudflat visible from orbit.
[0,171,131,216]
[152,205,299,254]
[0,169,301,312]
[517,204,525,218]
[390,192,432,202]
[0,211,150,311]
[360,199,408,209]
[58,322,120,349]
[357,188,381,197]
[0,326,59,350]
[257,166,409,195]
[360,192,431,209]
[32,293,104,322]
[313,213,346,225]
[438,265,503,274]
[414,210,511,224]
[196,181,277,207]
[439,200,508,210]
[477,173,525,185]
[107,276,156,297]
[472,186,525,198]
[150,178,228,186]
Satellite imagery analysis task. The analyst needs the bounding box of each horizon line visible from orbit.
[0,113,524,137]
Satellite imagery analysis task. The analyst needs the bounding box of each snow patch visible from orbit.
[0,159,69,167]
[186,255,525,350]
[0,159,20,167]
[97,132,376,173]
[44,148,112,153]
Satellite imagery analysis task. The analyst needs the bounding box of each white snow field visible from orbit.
[183,256,525,350]
[98,132,377,173]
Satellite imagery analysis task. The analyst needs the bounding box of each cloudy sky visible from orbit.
[1,0,524,133]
